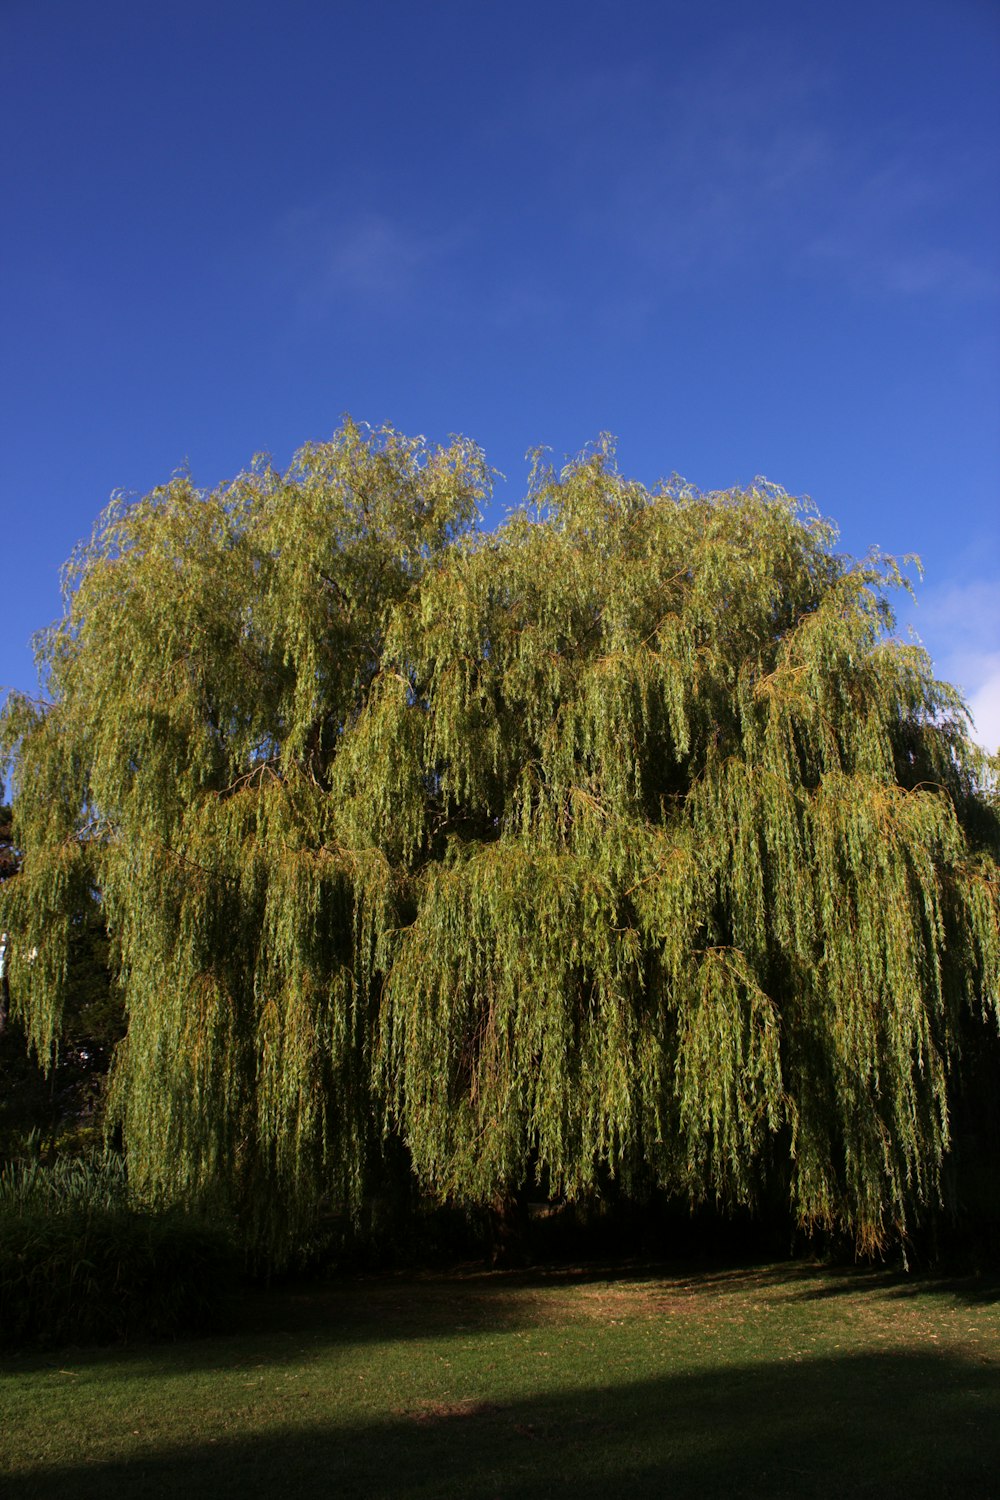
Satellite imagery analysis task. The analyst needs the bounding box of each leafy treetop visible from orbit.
[2,420,997,1259]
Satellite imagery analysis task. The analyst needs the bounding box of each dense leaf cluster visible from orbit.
[0,1150,235,1348]
[2,421,997,1259]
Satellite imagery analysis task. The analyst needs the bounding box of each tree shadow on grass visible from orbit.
[4,1347,999,1500]
[2,1255,766,1374]
[3,1257,998,1380]
[788,1274,1000,1308]
[1,1265,551,1380]
[612,1258,1000,1309]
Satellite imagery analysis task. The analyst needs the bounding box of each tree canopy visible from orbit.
[2,420,998,1260]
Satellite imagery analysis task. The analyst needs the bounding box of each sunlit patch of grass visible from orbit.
[2,1261,998,1498]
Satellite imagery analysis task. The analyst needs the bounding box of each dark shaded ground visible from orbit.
[4,1261,999,1499]
[4,1347,999,1499]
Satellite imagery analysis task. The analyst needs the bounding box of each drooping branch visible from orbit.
[1,422,997,1262]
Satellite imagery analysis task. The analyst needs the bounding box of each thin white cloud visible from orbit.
[321,214,431,297]
[507,40,998,307]
[805,145,1000,301]
[969,662,1000,754]
[911,576,1000,753]
[590,57,839,278]
[275,203,471,311]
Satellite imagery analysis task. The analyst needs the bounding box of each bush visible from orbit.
[0,1153,238,1350]
[0,1143,131,1215]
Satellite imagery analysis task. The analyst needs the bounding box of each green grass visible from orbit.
[2,1260,999,1498]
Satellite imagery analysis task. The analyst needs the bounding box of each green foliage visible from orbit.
[0,1141,130,1214]
[0,887,124,1159]
[0,1151,235,1348]
[1,421,997,1262]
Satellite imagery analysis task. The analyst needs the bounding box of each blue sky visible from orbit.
[2,0,998,746]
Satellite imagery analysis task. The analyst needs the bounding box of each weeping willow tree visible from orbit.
[2,420,998,1260]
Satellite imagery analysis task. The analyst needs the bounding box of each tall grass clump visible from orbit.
[0,1143,131,1215]
[0,1149,238,1350]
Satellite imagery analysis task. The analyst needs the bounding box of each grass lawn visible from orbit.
[2,1259,998,1498]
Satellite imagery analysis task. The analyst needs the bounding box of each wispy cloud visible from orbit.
[805,145,1000,300]
[969,666,1000,754]
[275,203,471,312]
[506,38,998,307]
[912,577,1000,752]
[563,53,840,279]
